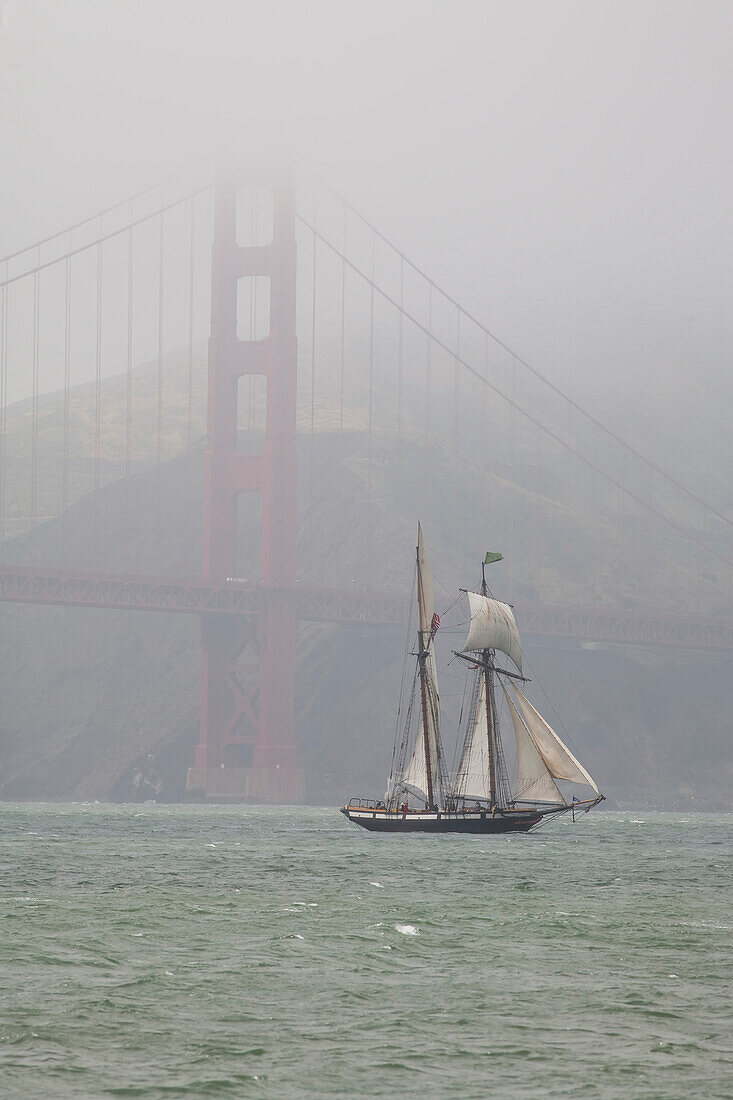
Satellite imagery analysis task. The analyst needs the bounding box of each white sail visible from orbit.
[417,522,434,649]
[399,524,443,804]
[462,591,522,674]
[502,685,564,803]
[401,646,442,802]
[455,674,492,801]
[511,686,599,793]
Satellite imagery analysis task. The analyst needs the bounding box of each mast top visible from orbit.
[481,550,503,595]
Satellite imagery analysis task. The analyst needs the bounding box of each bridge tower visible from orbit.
[186,169,303,802]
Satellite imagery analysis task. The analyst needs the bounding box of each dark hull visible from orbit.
[341,807,544,833]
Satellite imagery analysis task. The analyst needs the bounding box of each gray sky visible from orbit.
[1,0,732,497]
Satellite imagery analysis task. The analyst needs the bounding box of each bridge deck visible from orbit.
[1,567,731,650]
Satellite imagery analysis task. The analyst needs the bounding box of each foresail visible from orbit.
[502,685,564,803]
[511,687,599,793]
[462,591,523,674]
[454,675,492,801]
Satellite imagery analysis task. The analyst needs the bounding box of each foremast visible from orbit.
[416,524,438,810]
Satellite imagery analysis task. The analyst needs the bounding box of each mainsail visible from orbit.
[462,591,523,674]
[500,682,599,802]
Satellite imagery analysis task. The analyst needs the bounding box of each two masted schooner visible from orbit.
[341,525,604,834]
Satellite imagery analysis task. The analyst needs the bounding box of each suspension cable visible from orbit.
[0,168,209,267]
[296,212,731,569]
[302,171,730,530]
[0,186,211,292]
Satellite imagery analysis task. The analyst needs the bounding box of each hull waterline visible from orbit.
[341,806,543,833]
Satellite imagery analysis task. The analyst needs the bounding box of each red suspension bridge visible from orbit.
[0,165,730,801]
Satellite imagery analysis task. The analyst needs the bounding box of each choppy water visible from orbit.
[1,804,731,1099]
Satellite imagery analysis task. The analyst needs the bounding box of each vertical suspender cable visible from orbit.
[396,255,404,503]
[565,398,571,518]
[31,257,40,535]
[510,352,516,593]
[425,283,432,526]
[0,265,7,544]
[482,331,489,451]
[62,250,71,559]
[310,210,317,439]
[125,222,134,477]
[454,309,461,453]
[93,235,102,560]
[367,235,375,494]
[339,206,346,432]
[94,237,102,494]
[309,207,318,572]
[452,309,461,557]
[248,193,256,432]
[397,257,404,439]
[156,209,164,466]
[426,283,432,445]
[536,379,543,583]
[187,194,195,449]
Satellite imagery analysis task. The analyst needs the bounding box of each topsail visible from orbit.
[462,591,523,674]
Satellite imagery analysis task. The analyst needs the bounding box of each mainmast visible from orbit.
[481,560,497,808]
[417,539,436,811]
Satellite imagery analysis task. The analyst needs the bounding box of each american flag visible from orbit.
[430,612,440,640]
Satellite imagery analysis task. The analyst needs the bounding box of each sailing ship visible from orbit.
[341,525,603,833]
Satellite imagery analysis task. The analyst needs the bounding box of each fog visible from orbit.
[0,1,731,806]
[2,1,732,491]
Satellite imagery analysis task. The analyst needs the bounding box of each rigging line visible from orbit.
[302,172,729,529]
[0,170,211,267]
[0,186,212,292]
[514,645,588,765]
[297,215,732,569]
[391,563,418,783]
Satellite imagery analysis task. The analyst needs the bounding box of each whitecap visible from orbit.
[395,923,419,936]
[369,881,385,888]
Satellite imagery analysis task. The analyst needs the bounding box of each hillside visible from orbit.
[0,356,730,808]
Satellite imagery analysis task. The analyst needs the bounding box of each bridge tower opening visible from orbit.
[186,169,303,802]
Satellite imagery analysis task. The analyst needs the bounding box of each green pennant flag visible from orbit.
[484,551,503,565]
